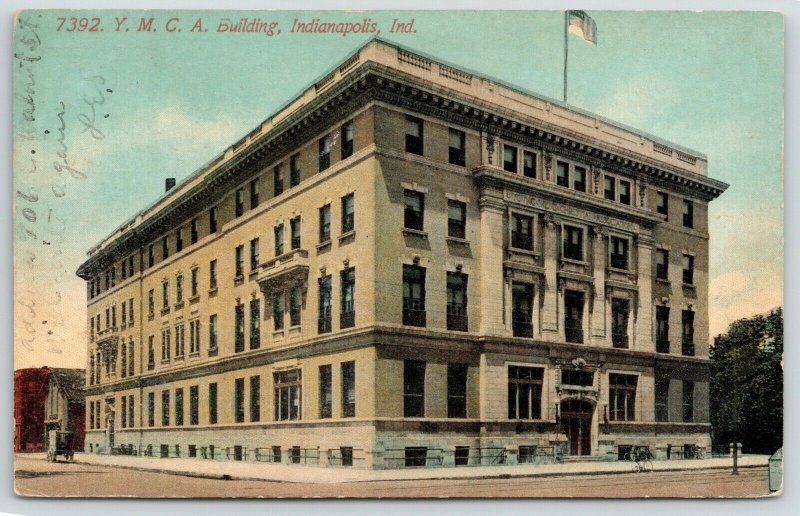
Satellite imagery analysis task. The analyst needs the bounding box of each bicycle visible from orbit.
[625,446,654,473]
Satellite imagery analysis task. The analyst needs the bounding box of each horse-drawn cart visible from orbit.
[46,430,75,462]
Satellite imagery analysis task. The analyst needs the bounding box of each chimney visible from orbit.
[165,178,176,192]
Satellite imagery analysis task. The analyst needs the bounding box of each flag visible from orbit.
[567,10,597,45]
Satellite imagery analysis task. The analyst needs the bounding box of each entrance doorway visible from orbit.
[561,399,593,456]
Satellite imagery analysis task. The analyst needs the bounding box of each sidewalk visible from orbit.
[28,452,769,484]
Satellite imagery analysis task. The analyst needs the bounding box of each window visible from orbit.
[508,366,543,419]
[657,192,668,219]
[174,323,185,358]
[604,176,615,201]
[273,292,284,331]
[682,380,694,422]
[121,300,127,326]
[319,134,332,171]
[290,286,302,327]
[656,249,669,280]
[503,145,517,173]
[234,378,245,423]
[402,265,426,327]
[189,268,198,299]
[405,115,423,155]
[274,165,283,196]
[446,272,468,331]
[235,304,245,353]
[274,224,284,256]
[250,375,261,422]
[447,363,468,418]
[405,447,428,467]
[655,377,669,422]
[561,369,594,387]
[341,193,355,233]
[274,369,301,421]
[147,392,155,427]
[656,306,670,353]
[619,180,631,205]
[235,188,244,217]
[563,225,583,261]
[341,267,355,329]
[122,261,127,281]
[162,281,169,309]
[162,236,169,260]
[175,388,184,426]
[189,320,200,354]
[319,204,331,243]
[147,336,155,369]
[209,259,217,290]
[556,161,568,187]
[190,218,198,244]
[340,447,354,467]
[511,213,533,250]
[128,343,134,377]
[161,390,170,426]
[610,236,629,270]
[341,361,356,418]
[448,128,465,166]
[683,200,694,228]
[319,365,332,418]
[290,216,301,250]
[120,341,127,378]
[176,275,183,304]
[682,310,695,356]
[235,245,244,278]
[249,299,260,350]
[564,290,584,343]
[573,165,587,192]
[447,200,466,239]
[403,190,424,231]
[208,383,218,425]
[290,154,300,187]
[523,150,537,178]
[250,178,260,209]
[611,299,630,348]
[682,254,695,285]
[403,359,426,417]
[209,314,218,352]
[176,227,184,253]
[250,238,260,271]
[342,122,354,159]
[111,266,116,287]
[609,374,637,421]
[318,275,332,334]
[209,206,218,234]
[511,282,534,338]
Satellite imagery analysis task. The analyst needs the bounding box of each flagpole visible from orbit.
[563,11,569,103]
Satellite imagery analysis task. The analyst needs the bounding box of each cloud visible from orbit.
[710,271,749,300]
[153,104,243,154]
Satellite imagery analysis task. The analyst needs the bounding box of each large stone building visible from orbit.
[77,39,727,468]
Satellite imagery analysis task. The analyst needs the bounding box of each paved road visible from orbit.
[14,454,772,498]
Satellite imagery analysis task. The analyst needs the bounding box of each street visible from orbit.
[13,454,772,498]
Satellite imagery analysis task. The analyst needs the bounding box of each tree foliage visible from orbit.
[710,307,783,454]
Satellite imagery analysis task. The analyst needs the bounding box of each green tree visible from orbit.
[710,307,783,454]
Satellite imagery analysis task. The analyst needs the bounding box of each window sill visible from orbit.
[148,314,155,322]
[560,257,589,266]
[339,230,356,243]
[402,228,428,238]
[147,364,155,371]
[655,278,671,285]
[316,240,332,251]
[272,330,285,339]
[208,288,218,298]
[508,246,536,256]
[174,355,185,361]
[188,351,200,358]
[608,267,632,275]
[160,308,170,316]
[208,348,218,357]
[160,359,170,364]
[248,270,259,281]
[189,295,200,304]
[234,275,244,286]
[447,236,470,246]
[174,301,185,310]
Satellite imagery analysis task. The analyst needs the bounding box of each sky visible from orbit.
[12,10,783,369]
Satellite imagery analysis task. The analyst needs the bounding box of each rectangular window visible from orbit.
[176,275,183,304]
[319,364,332,418]
[128,395,134,427]
[655,377,669,422]
[563,225,583,261]
[573,166,587,192]
[234,378,245,423]
[511,213,533,251]
[682,380,694,422]
[121,396,127,428]
[121,300,127,326]
[447,363,468,418]
[610,236,629,270]
[235,245,244,278]
[682,310,695,356]
[147,336,155,369]
[274,165,283,196]
[122,261,127,281]
[318,275,332,334]
[274,224,284,256]
[208,383,218,425]
[319,204,331,243]
[508,366,543,419]
[448,128,465,166]
[446,272,468,332]
[403,190,424,231]
[162,281,169,309]
[341,361,356,418]
[405,115,423,155]
[190,268,198,298]
[447,200,466,239]
[162,236,169,260]
[523,150,537,178]
[128,255,134,278]
[270,292,284,331]
[561,369,594,387]
[619,180,631,205]
[209,314,218,352]
[402,265,426,327]
[342,122,354,159]
[191,217,198,244]
[209,259,217,290]
[604,176,616,201]
[189,320,200,354]
[341,267,355,329]
[290,154,300,187]
[249,299,260,350]
[189,385,199,425]
[404,447,428,467]
[250,375,261,422]
[175,323,185,357]
[556,161,569,187]
[656,249,669,280]
[161,390,170,426]
[564,290,585,343]
[656,306,670,353]
[340,447,354,467]
[148,392,155,427]
[290,286,302,327]
[340,193,355,234]
[290,216,301,250]
[657,192,669,219]
[609,374,637,421]
[274,369,301,421]
[503,145,518,173]
[403,359,426,417]
[319,134,332,171]
[209,206,218,234]
[682,254,695,285]
[250,238,260,271]
[250,178,260,209]
[235,304,245,353]
[176,228,184,253]
[611,299,630,348]
[511,282,534,338]
[683,200,694,228]
[174,388,184,426]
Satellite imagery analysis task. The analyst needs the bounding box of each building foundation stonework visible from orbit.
[78,39,726,469]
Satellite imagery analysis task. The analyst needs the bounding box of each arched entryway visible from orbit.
[561,399,594,456]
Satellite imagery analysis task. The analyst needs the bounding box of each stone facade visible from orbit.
[78,39,727,468]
